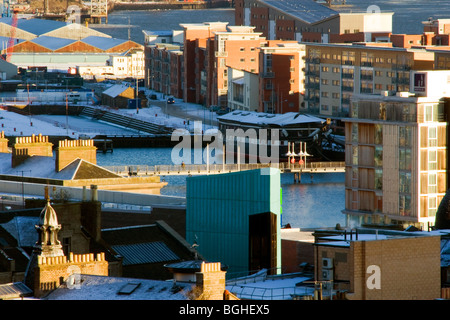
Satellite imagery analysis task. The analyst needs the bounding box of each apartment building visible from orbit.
[343,70,450,229]
[109,49,145,79]
[145,43,183,98]
[227,67,259,111]
[259,42,305,113]
[303,43,435,119]
[180,22,229,104]
[213,26,267,108]
[235,0,393,43]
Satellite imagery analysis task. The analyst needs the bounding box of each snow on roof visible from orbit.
[81,36,128,50]
[225,269,314,300]
[43,274,193,300]
[102,84,132,98]
[14,18,67,36]
[30,36,76,51]
[1,216,39,247]
[217,111,324,127]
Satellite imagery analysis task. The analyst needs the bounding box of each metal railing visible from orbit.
[104,161,346,176]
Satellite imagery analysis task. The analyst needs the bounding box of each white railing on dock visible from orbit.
[104,161,346,176]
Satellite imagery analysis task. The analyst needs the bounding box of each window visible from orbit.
[352,146,358,165]
[374,146,383,167]
[428,149,437,170]
[425,104,440,122]
[399,195,411,216]
[429,173,437,193]
[429,196,438,216]
[428,126,437,147]
[374,124,382,144]
[399,172,411,193]
[375,169,383,190]
[399,148,411,171]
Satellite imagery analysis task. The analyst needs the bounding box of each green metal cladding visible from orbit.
[186,167,281,276]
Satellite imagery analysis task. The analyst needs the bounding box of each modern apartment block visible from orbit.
[235,0,393,43]
[145,43,183,98]
[303,43,435,119]
[343,70,450,229]
[180,22,229,105]
[258,41,305,113]
[213,26,268,108]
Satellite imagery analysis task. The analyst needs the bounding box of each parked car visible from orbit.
[167,97,175,104]
[216,108,230,115]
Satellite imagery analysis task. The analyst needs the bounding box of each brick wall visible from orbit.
[195,262,226,300]
[33,252,108,298]
[316,235,442,300]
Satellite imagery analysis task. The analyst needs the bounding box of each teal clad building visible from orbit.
[186,168,282,277]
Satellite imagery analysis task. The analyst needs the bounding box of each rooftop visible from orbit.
[260,0,338,24]
[43,274,193,300]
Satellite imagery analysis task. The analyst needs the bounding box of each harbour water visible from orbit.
[91,0,450,229]
[96,147,346,229]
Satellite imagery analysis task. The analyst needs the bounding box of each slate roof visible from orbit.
[0,282,33,300]
[1,216,39,247]
[111,241,180,266]
[81,36,128,51]
[30,36,77,51]
[43,274,192,300]
[260,0,338,24]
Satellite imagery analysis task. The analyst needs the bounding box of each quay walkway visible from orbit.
[104,161,346,177]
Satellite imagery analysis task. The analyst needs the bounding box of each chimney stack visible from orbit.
[0,131,8,153]
[12,134,52,168]
[55,139,97,172]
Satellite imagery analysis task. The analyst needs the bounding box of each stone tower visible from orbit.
[34,200,65,258]
[24,200,108,298]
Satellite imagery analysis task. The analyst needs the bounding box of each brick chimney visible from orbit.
[12,134,53,168]
[195,262,226,300]
[0,131,9,153]
[55,139,97,172]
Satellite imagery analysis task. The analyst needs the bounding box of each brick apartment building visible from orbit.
[234,0,393,43]
[258,41,305,113]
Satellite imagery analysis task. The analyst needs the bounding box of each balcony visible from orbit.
[263,72,275,78]
[342,73,354,79]
[306,58,320,64]
[215,51,228,57]
[361,61,373,67]
[360,75,373,81]
[342,85,354,92]
[305,82,320,89]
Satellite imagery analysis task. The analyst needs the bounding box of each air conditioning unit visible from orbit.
[322,268,334,281]
[322,258,333,269]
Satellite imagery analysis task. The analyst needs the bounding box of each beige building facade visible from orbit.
[344,88,448,228]
[315,232,442,300]
[304,43,435,119]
